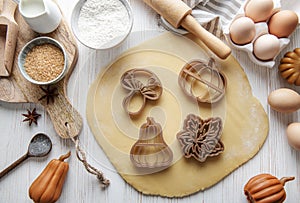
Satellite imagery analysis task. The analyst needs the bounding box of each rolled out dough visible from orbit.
[86,32,269,197]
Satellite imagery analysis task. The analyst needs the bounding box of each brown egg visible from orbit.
[268,10,299,38]
[229,17,256,45]
[268,88,300,113]
[245,0,274,22]
[286,122,300,150]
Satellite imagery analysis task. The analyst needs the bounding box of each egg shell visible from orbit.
[268,10,299,38]
[224,0,297,68]
[281,0,300,23]
[229,17,256,45]
[268,88,300,113]
[245,0,274,22]
[286,123,300,150]
[253,34,280,61]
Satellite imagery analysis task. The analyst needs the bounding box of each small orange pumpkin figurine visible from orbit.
[29,151,71,203]
[279,48,300,86]
[244,173,295,203]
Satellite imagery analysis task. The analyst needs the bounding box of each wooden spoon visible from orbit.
[0,0,18,77]
[0,133,52,179]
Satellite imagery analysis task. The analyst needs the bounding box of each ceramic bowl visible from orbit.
[71,0,133,50]
[18,36,68,85]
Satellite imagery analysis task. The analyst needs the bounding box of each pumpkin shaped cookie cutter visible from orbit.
[178,59,226,103]
[130,117,173,168]
[279,48,300,86]
[176,114,224,162]
[120,69,163,117]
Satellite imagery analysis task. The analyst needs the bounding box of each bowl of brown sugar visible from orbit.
[18,37,67,85]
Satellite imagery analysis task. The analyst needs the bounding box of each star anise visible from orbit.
[176,114,224,162]
[22,108,41,126]
[38,86,59,104]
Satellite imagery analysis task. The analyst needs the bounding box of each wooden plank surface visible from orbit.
[1,0,300,202]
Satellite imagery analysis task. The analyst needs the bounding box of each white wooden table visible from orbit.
[1,0,300,202]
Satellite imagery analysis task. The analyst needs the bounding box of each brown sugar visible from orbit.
[24,43,65,82]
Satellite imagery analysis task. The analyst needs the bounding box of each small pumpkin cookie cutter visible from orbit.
[176,114,224,162]
[130,117,173,168]
[120,69,163,117]
[178,59,226,103]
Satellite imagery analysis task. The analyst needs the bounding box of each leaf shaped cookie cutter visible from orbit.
[176,114,224,162]
[130,117,173,168]
[178,59,226,103]
[120,69,163,117]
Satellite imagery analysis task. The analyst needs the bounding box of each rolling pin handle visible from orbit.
[143,0,192,28]
[143,0,231,59]
[181,15,231,59]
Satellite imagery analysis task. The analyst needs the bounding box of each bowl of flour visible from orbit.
[71,0,133,50]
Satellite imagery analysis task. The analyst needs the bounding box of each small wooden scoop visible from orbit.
[0,0,18,77]
[143,0,231,60]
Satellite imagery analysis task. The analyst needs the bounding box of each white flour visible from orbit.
[77,0,130,49]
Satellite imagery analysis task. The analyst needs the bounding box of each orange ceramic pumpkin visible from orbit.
[279,48,300,86]
[244,173,294,203]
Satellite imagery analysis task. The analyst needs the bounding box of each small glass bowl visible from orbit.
[71,0,133,50]
[18,37,68,85]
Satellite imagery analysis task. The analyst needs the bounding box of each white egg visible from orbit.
[253,34,280,61]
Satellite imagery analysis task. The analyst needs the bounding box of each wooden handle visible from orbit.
[42,87,83,139]
[0,0,19,77]
[0,0,3,14]
[143,0,192,28]
[143,0,231,59]
[2,0,18,22]
[2,22,18,77]
[0,153,28,179]
[181,15,231,59]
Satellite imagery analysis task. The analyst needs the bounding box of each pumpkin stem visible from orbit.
[146,117,155,125]
[59,151,71,162]
[280,177,295,186]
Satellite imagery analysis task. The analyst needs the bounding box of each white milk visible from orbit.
[20,0,45,18]
[19,0,62,33]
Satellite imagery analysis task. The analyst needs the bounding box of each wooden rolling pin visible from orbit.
[143,0,231,59]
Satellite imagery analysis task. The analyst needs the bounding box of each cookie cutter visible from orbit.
[120,69,163,117]
[178,59,226,103]
[176,114,224,162]
[130,117,173,168]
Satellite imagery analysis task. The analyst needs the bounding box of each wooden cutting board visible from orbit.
[0,0,82,138]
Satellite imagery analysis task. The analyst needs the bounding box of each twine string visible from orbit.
[65,123,110,187]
